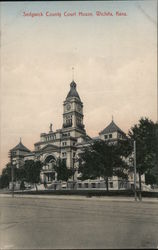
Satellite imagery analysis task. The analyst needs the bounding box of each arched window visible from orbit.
[44,155,56,164]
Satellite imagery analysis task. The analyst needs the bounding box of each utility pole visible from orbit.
[133,141,137,201]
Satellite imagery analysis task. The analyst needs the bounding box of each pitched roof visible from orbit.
[99,120,125,135]
[11,141,30,152]
[66,81,81,100]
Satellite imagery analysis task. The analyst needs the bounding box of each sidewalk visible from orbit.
[0,193,158,203]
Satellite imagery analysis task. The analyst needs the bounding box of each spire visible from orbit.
[66,80,80,100]
[66,68,81,100]
[20,137,22,143]
[70,81,76,88]
[72,67,74,81]
[112,115,114,122]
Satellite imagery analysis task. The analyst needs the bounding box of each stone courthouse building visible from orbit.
[10,80,142,190]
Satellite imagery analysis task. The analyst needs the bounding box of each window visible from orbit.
[84,183,88,188]
[91,183,96,188]
[119,181,126,189]
[78,183,82,188]
[104,135,108,139]
[109,182,113,188]
[131,184,134,190]
[62,152,67,157]
[62,142,67,146]
[109,134,112,138]
[66,118,72,125]
[47,174,51,181]
[62,133,67,137]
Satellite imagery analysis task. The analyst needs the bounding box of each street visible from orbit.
[0,195,158,249]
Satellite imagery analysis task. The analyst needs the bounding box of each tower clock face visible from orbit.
[66,103,71,111]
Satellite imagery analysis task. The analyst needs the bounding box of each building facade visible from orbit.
[9,80,145,190]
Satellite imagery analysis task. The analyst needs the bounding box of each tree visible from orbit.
[0,163,18,189]
[78,140,129,191]
[21,160,43,191]
[0,174,9,189]
[54,158,73,182]
[148,163,158,186]
[0,164,11,188]
[0,160,43,191]
[128,117,158,191]
[145,171,157,186]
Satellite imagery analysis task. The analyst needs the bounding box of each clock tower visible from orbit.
[63,81,85,137]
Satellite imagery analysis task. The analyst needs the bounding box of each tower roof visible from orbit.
[10,140,30,152]
[99,120,125,135]
[66,81,81,100]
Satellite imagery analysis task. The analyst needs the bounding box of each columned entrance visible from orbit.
[42,155,57,183]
